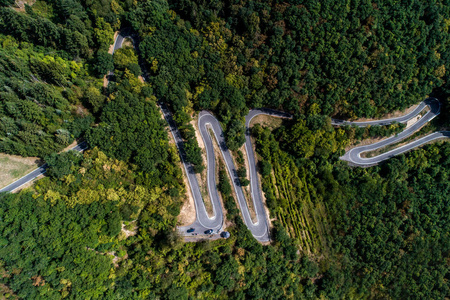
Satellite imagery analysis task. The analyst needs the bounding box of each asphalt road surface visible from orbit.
[337,98,449,166]
[2,30,449,242]
[162,104,291,242]
[0,142,88,193]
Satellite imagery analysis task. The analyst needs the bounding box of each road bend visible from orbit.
[337,98,449,166]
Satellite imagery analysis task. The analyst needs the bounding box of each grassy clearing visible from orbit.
[250,114,283,130]
[0,154,42,189]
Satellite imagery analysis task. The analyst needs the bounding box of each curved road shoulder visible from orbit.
[337,98,449,166]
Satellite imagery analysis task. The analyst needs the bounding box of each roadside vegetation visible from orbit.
[252,114,450,298]
[1,0,450,299]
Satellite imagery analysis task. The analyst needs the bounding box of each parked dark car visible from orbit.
[204,229,213,234]
[187,228,195,233]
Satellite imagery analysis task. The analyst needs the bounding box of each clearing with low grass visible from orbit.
[0,154,42,189]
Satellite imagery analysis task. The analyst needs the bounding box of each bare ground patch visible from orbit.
[12,0,35,12]
[250,114,283,130]
[0,154,42,190]
[122,38,134,48]
[177,169,197,226]
[108,32,120,55]
[121,221,137,238]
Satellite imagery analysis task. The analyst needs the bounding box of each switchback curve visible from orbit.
[336,98,450,166]
[162,103,291,242]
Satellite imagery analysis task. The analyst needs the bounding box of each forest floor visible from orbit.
[0,154,42,190]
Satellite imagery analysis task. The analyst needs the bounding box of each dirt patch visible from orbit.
[108,32,120,55]
[0,154,42,190]
[184,234,225,242]
[350,103,419,122]
[12,0,35,12]
[121,221,137,238]
[344,136,386,152]
[177,163,197,226]
[191,115,214,217]
[62,140,79,152]
[122,38,134,48]
[250,114,283,130]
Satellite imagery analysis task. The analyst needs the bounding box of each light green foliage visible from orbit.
[94,17,114,50]
[0,35,94,157]
[113,47,138,70]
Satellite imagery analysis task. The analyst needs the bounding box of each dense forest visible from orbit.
[0,34,95,157]
[252,116,450,299]
[1,0,450,299]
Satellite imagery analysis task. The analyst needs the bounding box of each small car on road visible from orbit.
[204,229,214,234]
[187,228,195,233]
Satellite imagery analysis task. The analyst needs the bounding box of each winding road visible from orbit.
[336,98,450,166]
[2,31,449,242]
[167,98,449,240]
[162,104,290,241]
